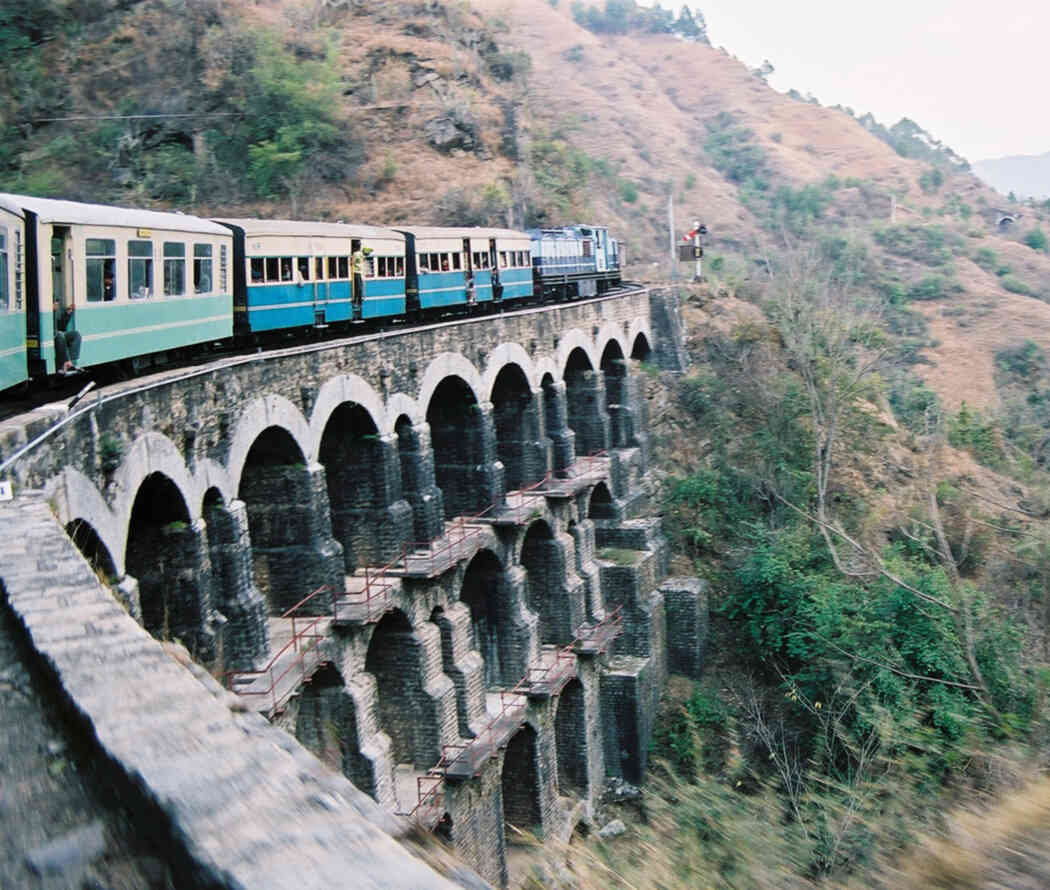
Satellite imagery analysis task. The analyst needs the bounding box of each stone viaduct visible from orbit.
[0,288,707,888]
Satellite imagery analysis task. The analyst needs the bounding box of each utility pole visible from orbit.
[668,190,678,281]
[693,218,703,281]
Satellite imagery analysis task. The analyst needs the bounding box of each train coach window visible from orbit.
[428,252,440,272]
[280,257,293,282]
[194,244,213,293]
[396,256,405,276]
[163,242,186,297]
[499,251,508,268]
[297,257,310,282]
[250,257,264,284]
[315,257,325,280]
[264,257,279,282]
[128,240,153,299]
[338,256,349,279]
[451,253,461,271]
[86,239,116,302]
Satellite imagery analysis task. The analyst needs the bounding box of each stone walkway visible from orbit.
[0,586,172,889]
[0,494,458,890]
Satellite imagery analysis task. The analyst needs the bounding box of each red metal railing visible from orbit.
[400,604,626,821]
[225,585,333,713]
[504,471,553,510]
[334,549,405,624]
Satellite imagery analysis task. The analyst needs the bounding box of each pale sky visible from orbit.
[685,1,1050,162]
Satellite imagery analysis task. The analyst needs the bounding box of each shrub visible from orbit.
[619,180,638,203]
[973,246,998,271]
[1001,275,1036,296]
[907,275,950,300]
[996,341,1044,380]
[919,166,944,194]
[1023,228,1048,252]
[948,402,1003,466]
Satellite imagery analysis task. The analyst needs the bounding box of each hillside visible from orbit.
[10,2,1050,886]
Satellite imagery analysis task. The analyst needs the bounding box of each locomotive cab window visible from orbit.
[86,238,116,303]
[582,240,593,258]
[163,242,186,296]
[194,244,213,293]
[0,229,7,310]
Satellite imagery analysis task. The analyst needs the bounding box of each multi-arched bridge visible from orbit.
[0,286,707,888]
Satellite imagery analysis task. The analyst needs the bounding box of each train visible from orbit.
[0,193,623,394]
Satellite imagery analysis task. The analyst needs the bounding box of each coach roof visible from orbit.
[0,194,229,235]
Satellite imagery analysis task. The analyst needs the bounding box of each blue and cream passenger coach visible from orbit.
[215,219,406,331]
[0,193,233,377]
[398,227,533,314]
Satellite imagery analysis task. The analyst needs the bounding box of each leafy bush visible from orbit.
[948,402,1003,466]
[873,224,961,266]
[704,112,768,186]
[1001,275,1036,296]
[973,246,998,271]
[619,180,639,203]
[919,166,944,194]
[997,341,1045,380]
[907,275,951,301]
[1023,228,1049,252]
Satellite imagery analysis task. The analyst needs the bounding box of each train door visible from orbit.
[463,237,475,304]
[489,238,502,302]
[49,226,73,371]
[351,237,363,320]
[595,229,607,273]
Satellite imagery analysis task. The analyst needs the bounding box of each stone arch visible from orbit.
[46,467,123,575]
[501,723,541,836]
[318,401,387,570]
[521,519,572,645]
[417,352,485,416]
[600,338,629,448]
[65,518,118,583]
[295,663,372,793]
[594,321,628,365]
[627,316,653,357]
[482,343,539,394]
[490,361,545,491]
[555,328,599,379]
[237,425,343,614]
[113,430,198,533]
[125,471,212,655]
[365,608,438,767]
[426,375,501,518]
[226,394,311,498]
[564,347,609,456]
[309,374,390,450]
[460,549,516,688]
[588,481,617,520]
[630,331,653,361]
[554,678,588,796]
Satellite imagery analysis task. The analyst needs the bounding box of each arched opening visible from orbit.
[295,663,372,794]
[521,519,571,645]
[125,472,202,646]
[630,332,652,362]
[555,679,588,796]
[65,519,117,582]
[365,609,435,767]
[426,376,491,518]
[318,402,383,571]
[491,363,542,491]
[600,340,628,449]
[238,426,337,614]
[460,549,514,688]
[564,347,606,456]
[588,482,616,521]
[501,724,541,836]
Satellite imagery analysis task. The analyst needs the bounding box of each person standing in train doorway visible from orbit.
[351,246,364,319]
[53,296,82,375]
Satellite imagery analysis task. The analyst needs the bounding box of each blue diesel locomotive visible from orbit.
[0,192,623,394]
